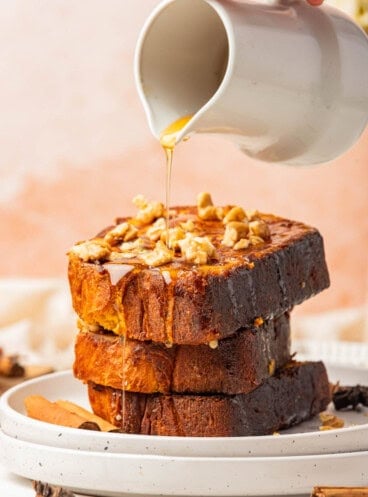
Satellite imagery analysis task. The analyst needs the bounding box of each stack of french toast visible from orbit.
[68,193,331,436]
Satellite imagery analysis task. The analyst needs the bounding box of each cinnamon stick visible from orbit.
[25,395,96,430]
[312,487,368,497]
[0,353,25,377]
[25,395,117,432]
[55,399,116,432]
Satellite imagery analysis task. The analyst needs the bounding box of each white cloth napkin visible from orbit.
[0,278,76,369]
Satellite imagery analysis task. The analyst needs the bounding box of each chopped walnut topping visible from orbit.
[104,222,138,246]
[245,209,260,221]
[180,219,195,232]
[146,217,166,241]
[132,194,147,209]
[234,238,250,250]
[120,239,140,252]
[120,238,155,253]
[108,251,136,261]
[138,241,173,267]
[319,412,345,430]
[75,193,272,268]
[133,194,164,225]
[178,234,216,265]
[197,192,213,209]
[222,221,249,248]
[161,226,186,250]
[249,220,271,240]
[208,340,219,349]
[197,192,223,221]
[250,235,265,246]
[198,205,223,221]
[223,206,246,224]
[69,239,110,262]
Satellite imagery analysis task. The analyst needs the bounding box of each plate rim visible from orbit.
[1,430,368,497]
[2,368,368,440]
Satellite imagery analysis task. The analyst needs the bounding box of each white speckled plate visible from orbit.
[1,430,368,497]
[0,365,367,458]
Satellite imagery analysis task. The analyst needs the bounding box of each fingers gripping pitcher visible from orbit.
[135,0,368,165]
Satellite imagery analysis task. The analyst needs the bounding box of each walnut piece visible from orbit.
[104,222,138,246]
[133,194,164,225]
[180,219,195,232]
[250,235,265,246]
[197,192,223,221]
[161,226,186,250]
[138,241,173,267]
[178,234,216,265]
[249,219,271,240]
[319,412,345,430]
[146,217,166,241]
[120,238,155,253]
[197,192,213,209]
[222,221,249,248]
[245,209,260,221]
[233,238,250,250]
[223,206,246,224]
[69,239,110,262]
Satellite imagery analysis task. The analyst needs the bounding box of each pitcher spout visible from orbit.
[134,0,231,145]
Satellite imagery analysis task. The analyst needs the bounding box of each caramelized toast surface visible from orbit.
[69,207,329,344]
[88,361,331,437]
[74,314,290,395]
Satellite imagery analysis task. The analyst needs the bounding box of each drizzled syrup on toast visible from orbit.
[120,335,126,431]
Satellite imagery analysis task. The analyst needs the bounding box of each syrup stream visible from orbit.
[164,147,173,246]
[160,115,192,247]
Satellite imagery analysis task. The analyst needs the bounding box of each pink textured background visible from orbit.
[0,1,367,316]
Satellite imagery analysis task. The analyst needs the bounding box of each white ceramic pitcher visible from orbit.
[135,0,368,165]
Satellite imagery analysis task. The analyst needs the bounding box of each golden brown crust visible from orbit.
[68,209,329,344]
[88,361,331,437]
[74,314,291,394]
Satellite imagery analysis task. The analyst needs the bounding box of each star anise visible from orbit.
[33,481,75,497]
[332,385,368,410]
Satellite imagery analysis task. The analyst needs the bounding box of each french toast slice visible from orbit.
[74,313,290,395]
[87,361,331,437]
[68,206,329,345]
